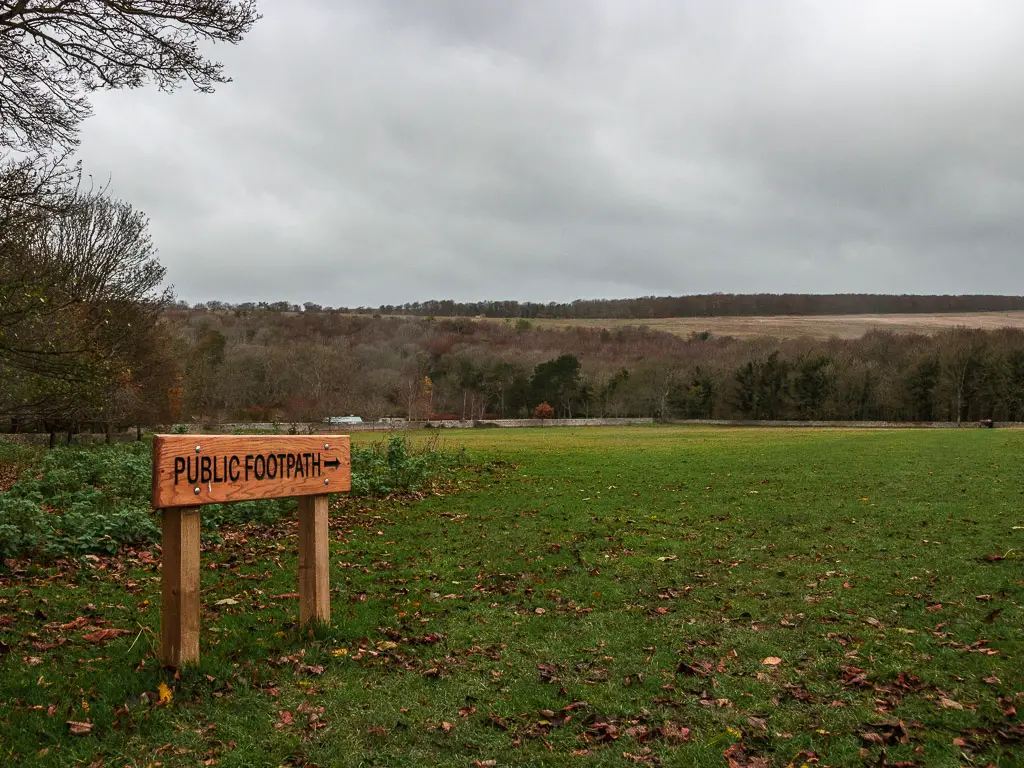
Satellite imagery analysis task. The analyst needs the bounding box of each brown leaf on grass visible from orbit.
[622,749,660,765]
[762,657,782,666]
[537,663,559,683]
[274,710,294,729]
[860,721,910,746]
[472,762,497,767]
[296,664,325,676]
[982,675,1001,685]
[723,742,771,767]
[939,697,964,711]
[893,671,925,691]
[659,722,691,743]
[440,721,454,733]
[487,713,509,730]
[998,697,1017,719]
[60,617,89,631]
[839,666,870,687]
[82,628,130,644]
[458,705,477,718]
[66,720,92,735]
[781,683,816,702]
[676,661,711,677]
[584,718,621,743]
[865,617,884,629]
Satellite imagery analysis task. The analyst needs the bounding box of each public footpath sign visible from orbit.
[151,435,351,667]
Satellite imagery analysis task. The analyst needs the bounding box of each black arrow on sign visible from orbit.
[324,458,341,470]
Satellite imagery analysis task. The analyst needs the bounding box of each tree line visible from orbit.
[164,308,1024,426]
[361,294,1024,320]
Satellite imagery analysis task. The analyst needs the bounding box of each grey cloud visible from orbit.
[75,0,1024,305]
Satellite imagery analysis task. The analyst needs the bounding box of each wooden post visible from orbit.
[297,494,331,626]
[161,506,201,667]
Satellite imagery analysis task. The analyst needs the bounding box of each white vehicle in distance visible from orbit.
[322,415,363,425]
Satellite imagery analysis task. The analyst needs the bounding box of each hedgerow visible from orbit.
[0,434,464,560]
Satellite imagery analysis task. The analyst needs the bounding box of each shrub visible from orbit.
[533,402,555,419]
[0,496,48,559]
[349,434,462,496]
[0,434,466,561]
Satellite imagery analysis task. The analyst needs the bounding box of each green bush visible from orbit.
[349,434,461,495]
[0,434,465,561]
[0,496,48,560]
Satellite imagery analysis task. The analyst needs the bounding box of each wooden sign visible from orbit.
[152,434,350,668]
[152,435,350,508]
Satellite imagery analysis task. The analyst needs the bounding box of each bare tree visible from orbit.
[0,0,260,149]
[0,181,173,426]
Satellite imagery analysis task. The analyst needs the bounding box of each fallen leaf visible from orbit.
[762,657,782,666]
[157,681,173,705]
[66,720,92,735]
[214,598,239,606]
[723,741,771,767]
[939,697,964,710]
[82,629,131,644]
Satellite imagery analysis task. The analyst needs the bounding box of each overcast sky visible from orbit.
[77,0,1024,307]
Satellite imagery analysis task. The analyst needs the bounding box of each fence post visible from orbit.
[297,494,331,626]
[161,506,201,667]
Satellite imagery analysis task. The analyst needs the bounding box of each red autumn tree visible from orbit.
[533,401,555,419]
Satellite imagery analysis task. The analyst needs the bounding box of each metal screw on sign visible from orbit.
[193,487,200,495]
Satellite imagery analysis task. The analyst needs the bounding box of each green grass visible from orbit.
[1,426,1021,766]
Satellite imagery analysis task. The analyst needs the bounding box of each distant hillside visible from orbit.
[361,294,1024,319]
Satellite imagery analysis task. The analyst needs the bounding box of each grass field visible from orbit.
[496,311,1024,340]
[1,426,1022,767]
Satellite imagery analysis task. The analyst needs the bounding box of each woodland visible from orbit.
[153,305,1024,427]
